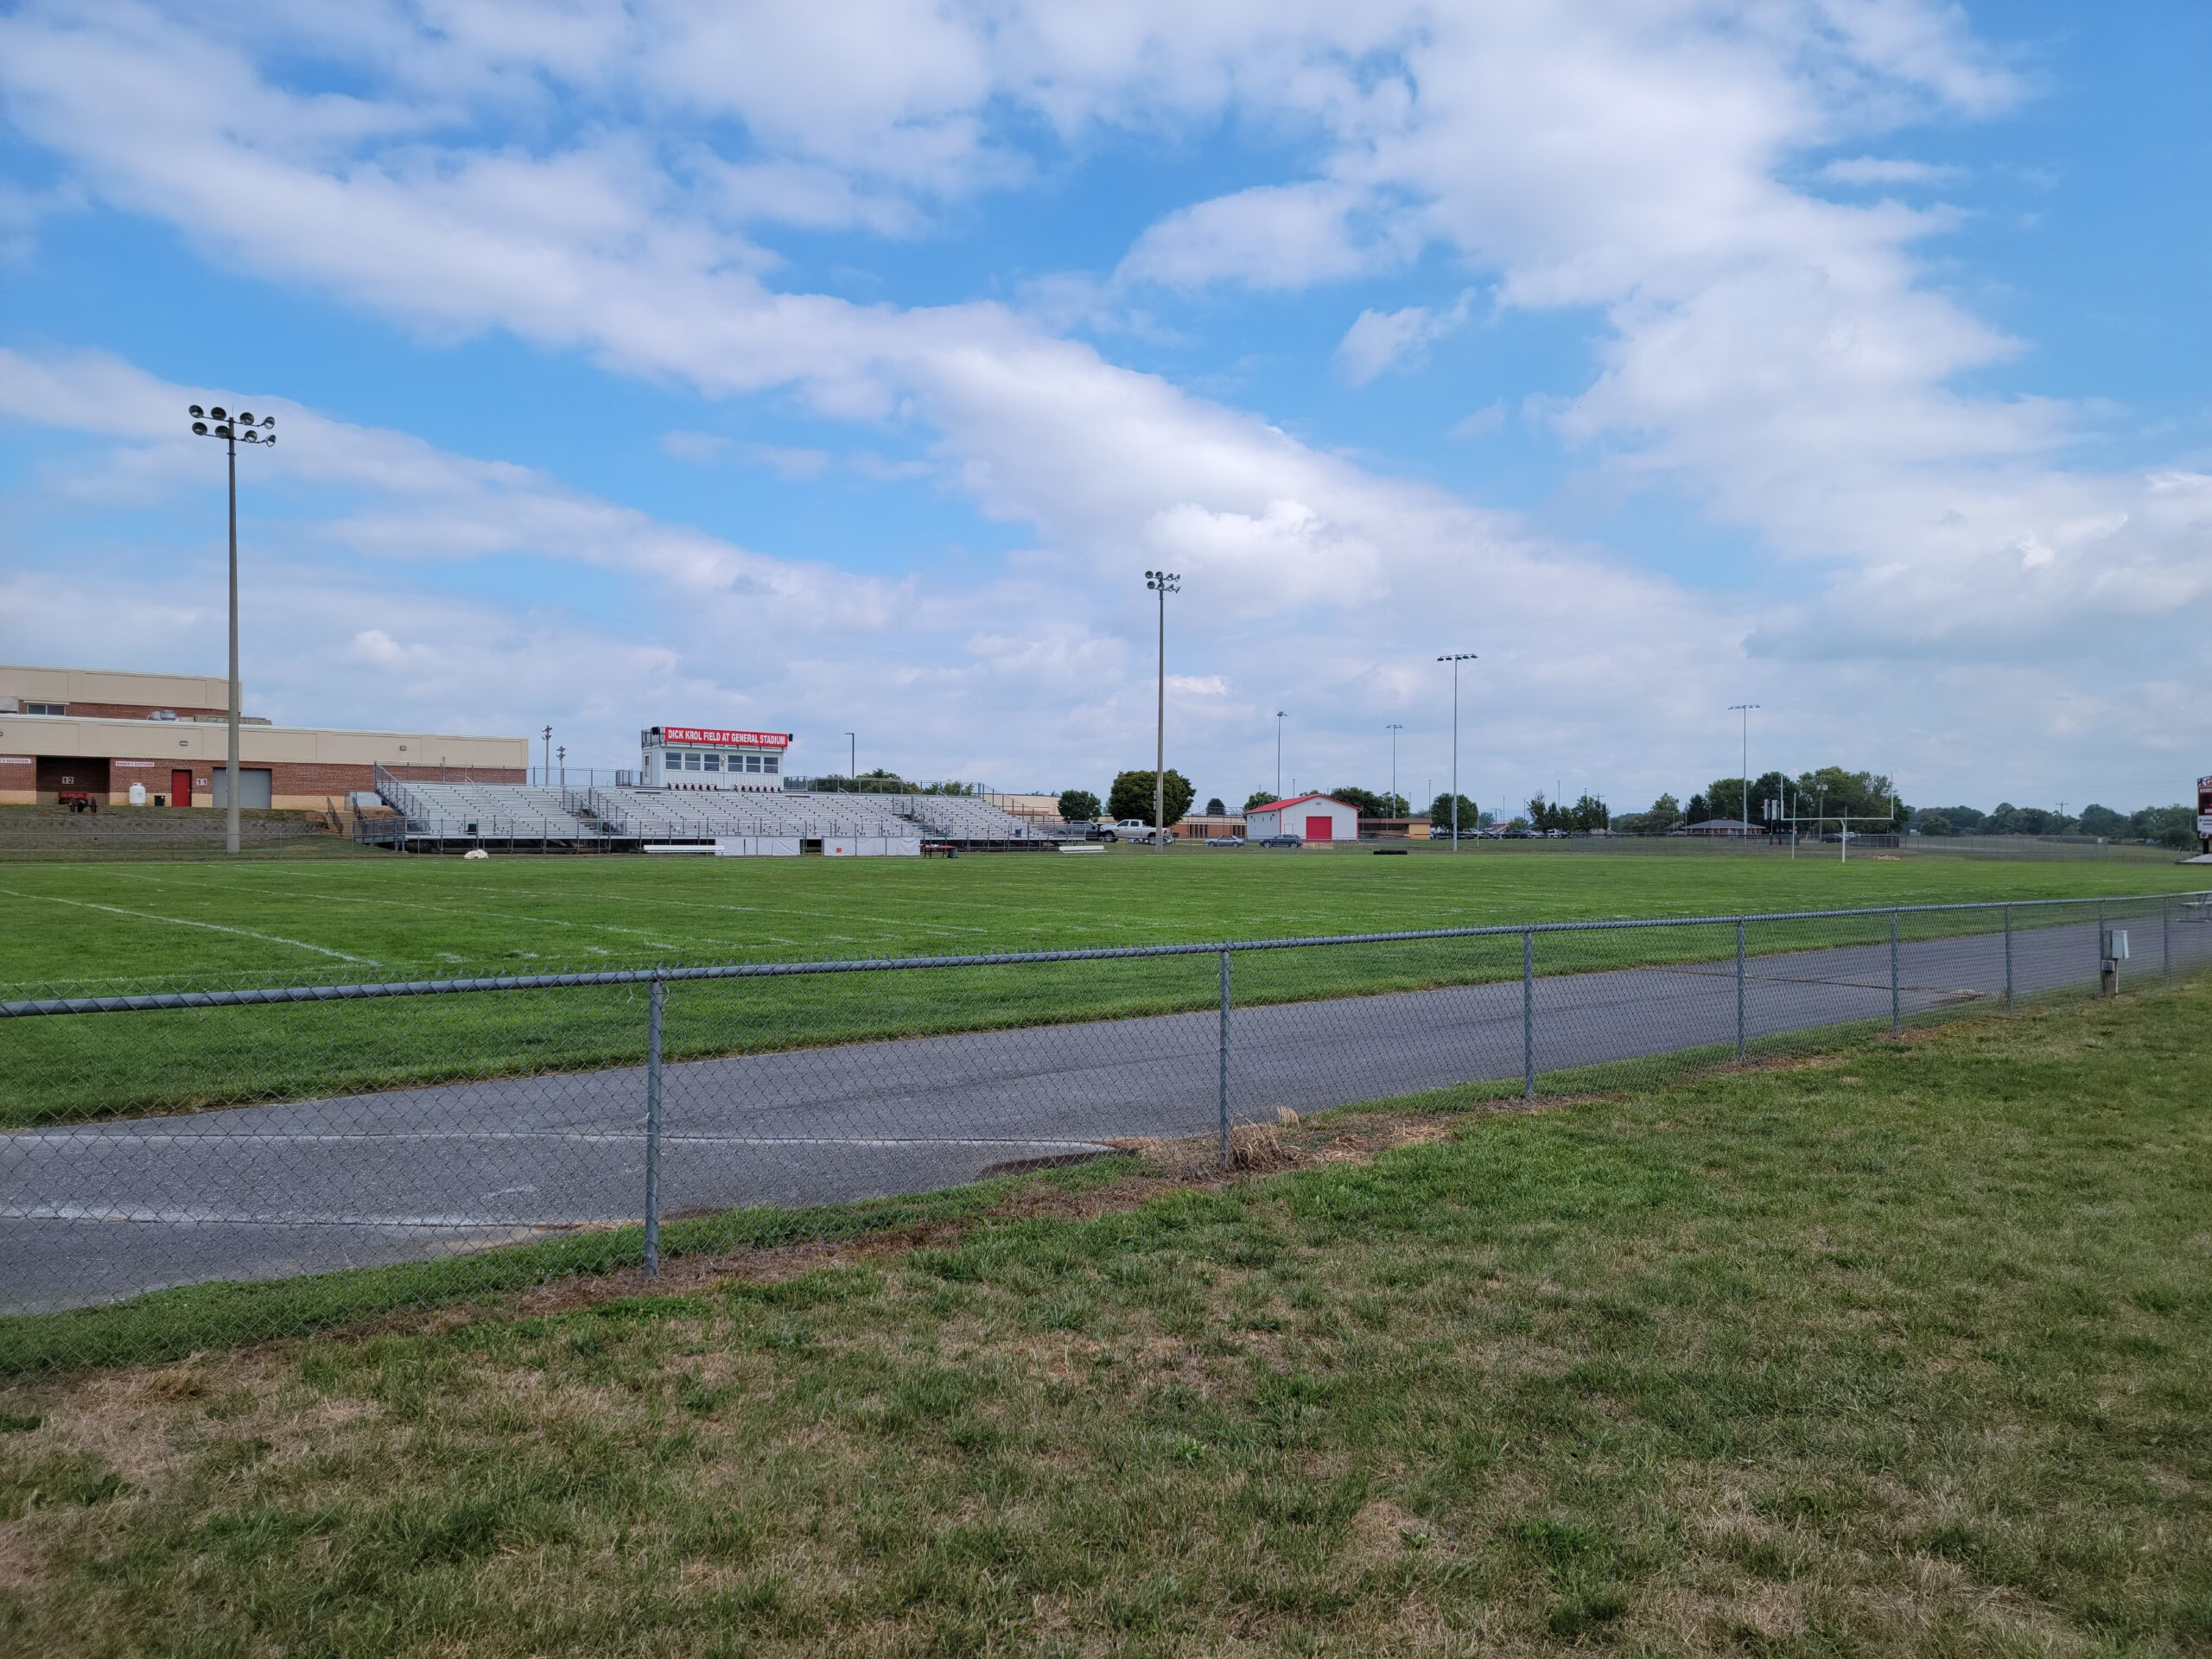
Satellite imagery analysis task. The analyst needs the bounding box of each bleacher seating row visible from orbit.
[587,787,1038,842]
[380,781,608,839]
[374,778,1039,845]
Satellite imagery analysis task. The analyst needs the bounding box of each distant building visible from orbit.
[0,664,525,810]
[1170,813,1246,840]
[1683,817,1755,836]
[1243,793,1360,842]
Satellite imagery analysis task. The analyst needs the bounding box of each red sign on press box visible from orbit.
[663,726,791,749]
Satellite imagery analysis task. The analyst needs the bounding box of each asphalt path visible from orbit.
[4,910,2202,1313]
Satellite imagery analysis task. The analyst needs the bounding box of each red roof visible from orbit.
[1249,793,1351,814]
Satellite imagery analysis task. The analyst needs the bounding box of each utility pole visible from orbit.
[1274,710,1286,801]
[188,402,274,853]
[1385,723,1403,817]
[1146,571,1181,850]
[1436,653,1477,850]
[1728,704,1759,840]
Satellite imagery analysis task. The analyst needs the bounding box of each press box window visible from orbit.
[25,702,64,716]
[702,753,722,772]
[683,751,702,771]
[763,755,779,774]
[744,754,763,772]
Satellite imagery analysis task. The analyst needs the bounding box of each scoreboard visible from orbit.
[2198,774,2211,844]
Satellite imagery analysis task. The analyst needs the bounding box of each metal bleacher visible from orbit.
[584,787,1039,844]
[366,766,1044,852]
[373,772,608,844]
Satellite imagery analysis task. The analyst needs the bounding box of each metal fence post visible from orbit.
[1217,949,1232,1168]
[1735,918,1747,1060]
[1522,929,1535,1101]
[644,970,665,1276]
[1890,910,1901,1035]
[2004,905,2013,1010]
[2163,895,2171,983]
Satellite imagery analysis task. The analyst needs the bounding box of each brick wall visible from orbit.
[0,753,31,805]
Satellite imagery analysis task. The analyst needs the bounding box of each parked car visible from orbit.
[1204,833,1245,847]
[1098,818,1162,843]
[1255,833,1303,848]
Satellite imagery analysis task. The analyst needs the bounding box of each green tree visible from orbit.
[1916,811,1953,837]
[1331,785,1388,817]
[2130,804,2196,849]
[1568,792,1610,832]
[1919,804,1985,833]
[1205,797,1226,817]
[1610,792,1681,836]
[1108,769,1194,828]
[1057,788,1100,823]
[1427,792,1478,836]
[2076,804,2128,839]
[1243,790,1276,811]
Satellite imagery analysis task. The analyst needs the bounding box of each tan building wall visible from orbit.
[0,714,528,809]
[0,664,231,720]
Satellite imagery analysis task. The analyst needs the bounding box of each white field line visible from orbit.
[0,887,380,965]
[107,872,791,955]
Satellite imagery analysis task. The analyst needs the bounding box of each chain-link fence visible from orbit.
[3,891,2207,1368]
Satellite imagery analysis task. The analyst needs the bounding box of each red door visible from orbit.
[1305,813,1333,842]
[171,768,194,806]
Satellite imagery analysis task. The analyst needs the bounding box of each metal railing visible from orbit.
[3,890,2206,1352]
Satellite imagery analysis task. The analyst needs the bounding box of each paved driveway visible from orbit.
[4,910,2201,1312]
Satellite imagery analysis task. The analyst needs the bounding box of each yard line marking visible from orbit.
[0,887,379,964]
[128,880,761,957]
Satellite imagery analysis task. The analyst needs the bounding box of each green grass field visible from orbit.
[3,982,2205,1655]
[3,844,2205,985]
[3,849,2206,1128]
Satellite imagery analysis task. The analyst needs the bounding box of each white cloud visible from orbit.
[1450,402,1506,440]
[1335,291,1474,384]
[0,2,2202,807]
[1118,181,1404,292]
[1820,156,1967,186]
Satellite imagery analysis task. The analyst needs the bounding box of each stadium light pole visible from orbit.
[556,745,566,790]
[845,731,855,787]
[1437,653,1476,850]
[1274,710,1286,801]
[1385,722,1403,817]
[1146,570,1180,850]
[1729,703,1759,839]
[188,402,274,855]
[542,726,551,789]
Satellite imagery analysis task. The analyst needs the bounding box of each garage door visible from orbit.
[1305,813,1334,842]
[210,767,273,808]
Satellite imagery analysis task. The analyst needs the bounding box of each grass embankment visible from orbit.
[1,982,2205,1655]
[3,855,2203,1126]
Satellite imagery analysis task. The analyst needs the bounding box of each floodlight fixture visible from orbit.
[188,395,276,855]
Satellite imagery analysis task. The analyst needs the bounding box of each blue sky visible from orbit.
[1,1,2206,814]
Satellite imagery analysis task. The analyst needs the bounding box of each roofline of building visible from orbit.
[0,710,524,745]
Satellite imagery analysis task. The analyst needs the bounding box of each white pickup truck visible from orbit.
[1097,818,1163,843]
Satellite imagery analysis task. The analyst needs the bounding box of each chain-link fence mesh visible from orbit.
[4,891,2208,1370]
